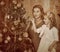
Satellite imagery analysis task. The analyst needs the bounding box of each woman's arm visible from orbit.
[31,18,43,33]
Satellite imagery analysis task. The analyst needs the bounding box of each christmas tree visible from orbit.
[0,0,35,52]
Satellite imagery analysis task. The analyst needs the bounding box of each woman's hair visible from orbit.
[32,5,44,20]
[47,12,57,28]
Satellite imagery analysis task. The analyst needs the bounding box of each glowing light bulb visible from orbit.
[0,1,5,6]
[17,3,21,8]
[0,50,3,52]
[11,26,15,30]
[23,32,28,38]
[0,33,3,37]
[7,36,11,41]
[3,28,7,33]
[18,37,22,41]
[4,40,8,43]
[12,0,17,4]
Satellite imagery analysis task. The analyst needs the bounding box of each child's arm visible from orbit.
[48,28,59,51]
[48,41,57,51]
[53,28,59,41]
[39,25,46,38]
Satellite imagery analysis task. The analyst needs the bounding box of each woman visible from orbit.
[36,12,59,52]
[28,5,44,52]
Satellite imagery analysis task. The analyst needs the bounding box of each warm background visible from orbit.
[0,0,60,52]
[23,0,60,29]
[0,0,60,31]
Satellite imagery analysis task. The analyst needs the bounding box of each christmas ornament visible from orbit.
[14,20,19,26]
[6,36,11,41]
[0,50,3,52]
[0,33,3,37]
[5,14,9,19]
[12,0,17,4]
[17,3,21,8]
[3,28,7,33]
[4,40,8,44]
[24,50,27,52]
[14,6,17,9]
[11,26,15,30]
[0,1,5,6]
[18,37,22,41]
[23,32,29,38]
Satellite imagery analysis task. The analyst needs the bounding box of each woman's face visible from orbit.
[33,8,41,19]
[44,15,50,25]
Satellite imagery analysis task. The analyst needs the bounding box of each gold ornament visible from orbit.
[5,14,10,19]
[11,26,15,30]
[17,3,21,8]
[24,50,27,52]
[14,6,17,9]
[0,50,2,52]
[23,32,29,38]
[4,40,8,44]
[6,36,11,41]
[18,37,22,41]
[12,0,17,4]
[3,28,7,33]
[14,20,19,26]
[0,1,5,6]
[0,33,3,37]
[17,19,20,22]
[11,16,13,19]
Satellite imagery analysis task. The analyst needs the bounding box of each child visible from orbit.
[33,12,59,52]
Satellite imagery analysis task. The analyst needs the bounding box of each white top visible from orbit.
[31,18,59,42]
[37,25,59,52]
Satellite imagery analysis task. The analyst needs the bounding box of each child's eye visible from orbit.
[37,11,39,12]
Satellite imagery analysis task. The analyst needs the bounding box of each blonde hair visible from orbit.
[47,12,57,29]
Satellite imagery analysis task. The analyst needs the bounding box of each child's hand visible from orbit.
[48,44,53,51]
[48,41,57,51]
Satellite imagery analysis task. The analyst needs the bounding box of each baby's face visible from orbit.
[33,8,41,19]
